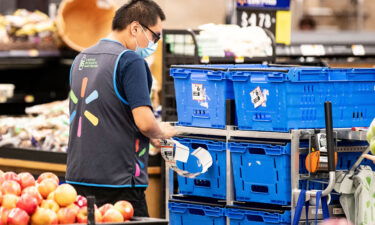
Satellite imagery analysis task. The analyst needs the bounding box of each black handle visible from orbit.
[87,196,96,225]
[324,101,335,172]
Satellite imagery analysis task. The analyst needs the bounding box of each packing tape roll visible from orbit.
[160,139,213,178]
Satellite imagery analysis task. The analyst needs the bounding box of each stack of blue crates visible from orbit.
[169,64,375,225]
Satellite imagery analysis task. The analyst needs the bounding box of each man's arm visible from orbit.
[132,106,176,139]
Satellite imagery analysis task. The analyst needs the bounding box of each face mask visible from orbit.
[135,27,158,58]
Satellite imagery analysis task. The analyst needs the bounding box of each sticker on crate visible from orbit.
[192,83,206,101]
[250,86,269,108]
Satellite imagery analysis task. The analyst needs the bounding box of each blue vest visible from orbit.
[66,40,149,188]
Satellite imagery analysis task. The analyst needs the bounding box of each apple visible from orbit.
[103,208,124,222]
[57,207,77,224]
[0,175,4,186]
[7,208,29,225]
[2,194,19,210]
[31,208,58,225]
[2,180,21,196]
[95,209,103,223]
[54,184,77,207]
[74,195,87,208]
[76,206,88,223]
[37,172,59,184]
[0,191,2,205]
[47,191,55,200]
[371,138,375,155]
[41,199,60,213]
[66,203,80,214]
[0,207,9,225]
[17,172,35,190]
[4,172,21,184]
[114,200,134,220]
[16,194,38,215]
[22,186,42,205]
[99,203,114,215]
[37,178,58,198]
[77,207,103,223]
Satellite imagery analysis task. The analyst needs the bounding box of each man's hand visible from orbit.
[159,122,179,139]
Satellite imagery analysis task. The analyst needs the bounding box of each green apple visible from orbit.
[371,138,375,155]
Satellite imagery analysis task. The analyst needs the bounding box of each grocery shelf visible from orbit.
[174,126,367,141]
[92,217,168,225]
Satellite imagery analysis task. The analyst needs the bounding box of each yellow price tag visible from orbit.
[201,56,210,64]
[275,11,291,45]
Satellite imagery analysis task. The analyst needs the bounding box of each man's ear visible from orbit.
[130,21,140,36]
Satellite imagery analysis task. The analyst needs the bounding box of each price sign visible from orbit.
[238,8,276,31]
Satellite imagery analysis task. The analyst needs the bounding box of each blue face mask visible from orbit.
[135,28,158,58]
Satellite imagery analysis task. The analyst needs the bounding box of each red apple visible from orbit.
[95,209,102,223]
[74,195,87,208]
[103,208,124,222]
[37,178,58,199]
[99,203,114,215]
[2,194,19,209]
[21,186,42,205]
[0,191,2,205]
[66,203,80,214]
[7,208,29,225]
[17,172,35,190]
[0,175,4,186]
[114,200,134,220]
[47,191,55,200]
[37,173,59,184]
[76,206,88,223]
[0,207,9,225]
[16,194,38,215]
[40,199,60,213]
[57,207,77,224]
[4,172,21,184]
[31,208,58,225]
[2,180,21,196]
[54,184,77,207]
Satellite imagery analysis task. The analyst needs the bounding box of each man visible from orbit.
[66,0,176,217]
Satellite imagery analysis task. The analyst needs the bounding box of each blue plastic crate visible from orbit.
[174,137,227,199]
[230,67,375,131]
[170,66,233,128]
[170,64,267,128]
[337,151,375,170]
[226,208,291,225]
[229,142,291,205]
[169,201,226,225]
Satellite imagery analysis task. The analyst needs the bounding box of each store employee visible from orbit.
[66,0,176,217]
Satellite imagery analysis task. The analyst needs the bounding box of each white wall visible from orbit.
[114,0,229,29]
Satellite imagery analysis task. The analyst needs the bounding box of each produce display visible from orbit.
[0,9,58,51]
[0,100,69,152]
[0,170,134,224]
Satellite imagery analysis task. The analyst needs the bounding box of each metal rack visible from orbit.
[166,125,368,224]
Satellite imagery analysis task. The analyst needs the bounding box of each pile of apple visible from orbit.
[0,171,134,224]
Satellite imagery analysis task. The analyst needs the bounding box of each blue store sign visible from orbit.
[237,0,290,9]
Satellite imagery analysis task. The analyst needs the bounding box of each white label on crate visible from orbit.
[333,208,344,215]
[192,83,206,101]
[261,89,269,107]
[250,86,266,108]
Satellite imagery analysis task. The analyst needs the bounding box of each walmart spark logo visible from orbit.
[69,77,99,137]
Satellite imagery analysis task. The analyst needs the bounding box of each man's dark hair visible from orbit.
[112,0,166,31]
